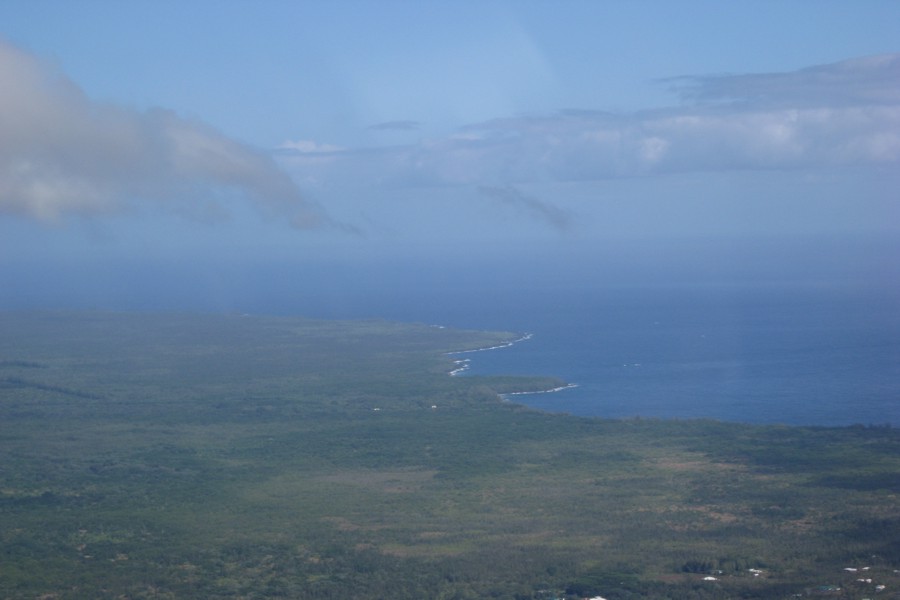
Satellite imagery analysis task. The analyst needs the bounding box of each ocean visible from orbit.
[448,282,900,427]
[4,254,899,427]
[266,276,900,427]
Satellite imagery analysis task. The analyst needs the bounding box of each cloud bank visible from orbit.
[282,54,900,188]
[0,40,324,227]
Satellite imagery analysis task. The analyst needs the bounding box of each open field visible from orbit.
[1,312,899,599]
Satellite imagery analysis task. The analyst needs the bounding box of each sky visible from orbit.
[0,1,898,312]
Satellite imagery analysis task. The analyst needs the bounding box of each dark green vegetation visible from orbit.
[1,312,899,599]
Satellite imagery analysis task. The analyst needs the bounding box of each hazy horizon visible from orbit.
[1,1,898,316]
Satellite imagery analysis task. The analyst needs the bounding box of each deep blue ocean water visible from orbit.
[213,269,899,427]
[268,278,900,427]
[448,283,900,426]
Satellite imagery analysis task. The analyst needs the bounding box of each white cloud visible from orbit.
[282,54,900,190]
[0,39,327,228]
[368,120,419,132]
[278,139,345,153]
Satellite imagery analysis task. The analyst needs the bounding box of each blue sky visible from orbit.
[1,1,899,310]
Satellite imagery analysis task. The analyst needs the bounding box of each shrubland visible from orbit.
[1,312,898,599]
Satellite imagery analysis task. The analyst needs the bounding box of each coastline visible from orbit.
[445,332,534,376]
[445,332,579,398]
[501,383,579,397]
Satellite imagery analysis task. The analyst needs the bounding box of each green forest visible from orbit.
[1,312,898,599]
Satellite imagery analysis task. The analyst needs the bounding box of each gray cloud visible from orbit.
[667,54,900,108]
[478,185,572,231]
[0,40,326,227]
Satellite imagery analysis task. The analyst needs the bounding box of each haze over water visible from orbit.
[1,3,898,428]
[6,236,896,428]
